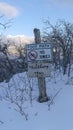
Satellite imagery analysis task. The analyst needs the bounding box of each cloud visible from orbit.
[0,2,19,18]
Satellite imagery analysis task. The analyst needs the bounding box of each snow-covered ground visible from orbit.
[0,70,73,130]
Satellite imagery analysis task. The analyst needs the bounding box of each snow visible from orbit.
[0,71,73,130]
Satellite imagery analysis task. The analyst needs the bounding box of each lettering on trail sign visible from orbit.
[27,62,51,77]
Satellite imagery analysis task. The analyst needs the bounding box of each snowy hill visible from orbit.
[0,71,73,130]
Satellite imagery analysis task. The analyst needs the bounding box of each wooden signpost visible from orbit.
[26,28,52,102]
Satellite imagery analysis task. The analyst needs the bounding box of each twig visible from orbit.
[48,88,62,110]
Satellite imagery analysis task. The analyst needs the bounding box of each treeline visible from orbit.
[1,19,73,82]
[42,19,73,76]
[0,43,27,82]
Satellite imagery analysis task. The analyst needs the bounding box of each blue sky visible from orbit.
[0,0,73,37]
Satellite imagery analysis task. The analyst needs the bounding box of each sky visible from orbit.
[0,0,73,37]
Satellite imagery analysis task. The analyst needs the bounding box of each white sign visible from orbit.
[26,43,52,62]
[27,62,51,77]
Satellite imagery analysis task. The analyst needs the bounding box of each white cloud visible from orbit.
[0,2,19,18]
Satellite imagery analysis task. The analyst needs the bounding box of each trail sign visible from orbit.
[27,62,51,77]
[26,43,52,62]
[26,43,52,77]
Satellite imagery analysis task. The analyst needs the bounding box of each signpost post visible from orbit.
[26,28,52,102]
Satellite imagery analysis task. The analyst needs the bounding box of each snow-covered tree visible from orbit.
[43,20,73,76]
